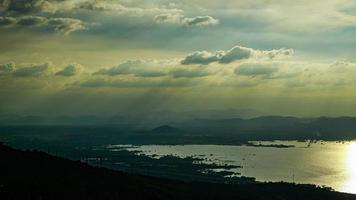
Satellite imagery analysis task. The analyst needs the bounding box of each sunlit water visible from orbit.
[116,141,356,194]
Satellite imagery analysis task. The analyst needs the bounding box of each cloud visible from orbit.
[55,63,82,76]
[262,49,294,59]
[17,16,47,26]
[0,16,16,26]
[78,78,195,88]
[329,61,350,73]
[0,15,87,34]
[218,46,253,64]
[0,62,15,75]
[1,0,184,16]
[154,14,219,27]
[78,1,127,11]
[3,0,57,14]
[94,60,168,77]
[154,13,183,24]
[47,18,86,34]
[93,59,218,79]
[76,1,183,16]
[13,62,51,77]
[171,68,212,78]
[181,51,219,65]
[181,45,294,65]
[183,16,219,26]
[0,0,85,34]
[77,1,147,13]
[234,63,279,77]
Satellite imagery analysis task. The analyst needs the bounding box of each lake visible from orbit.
[117,141,356,194]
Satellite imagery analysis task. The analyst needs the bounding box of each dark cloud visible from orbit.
[0,16,16,26]
[0,15,86,34]
[0,0,86,34]
[17,16,47,26]
[2,0,56,14]
[55,64,80,76]
[1,0,184,15]
[13,62,50,77]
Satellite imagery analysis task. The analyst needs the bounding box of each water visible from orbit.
[118,141,356,194]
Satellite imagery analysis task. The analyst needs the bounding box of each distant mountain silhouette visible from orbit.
[151,125,182,134]
[176,116,356,140]
[1,142,355,200]
[3,115,356,142]
[3,114,356,141]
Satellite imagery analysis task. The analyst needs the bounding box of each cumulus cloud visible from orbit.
[154,13,219,27]
[13,62,51,77]
[55,63,82,76]
[218,46,253,64]
[181,45,294,65]
[0,62,15,75]
[180,51,219,65]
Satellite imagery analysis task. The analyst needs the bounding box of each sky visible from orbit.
[1,0,356,118]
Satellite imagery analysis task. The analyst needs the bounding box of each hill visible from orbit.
[176,116,356,140]
[151,125,182,134]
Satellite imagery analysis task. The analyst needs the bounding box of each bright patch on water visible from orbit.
[343,142,356,193]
